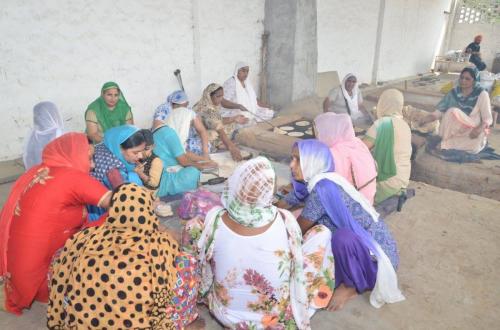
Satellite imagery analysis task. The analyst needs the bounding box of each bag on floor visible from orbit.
[440,81,454,94]
[491,80,500,107]
[177,188,222,220]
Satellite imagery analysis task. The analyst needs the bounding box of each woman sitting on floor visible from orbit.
[23,101,64,170]
[89,125,146,220]
[363,89,412,204]
[323,73,372,126]
[134,129,163,196]
[0,133,111,315]
[189,157,334,329]
[152,90,211,158]
[221,62,274,127]
[420,67,492,155]
[314,113,377,205]
[85,82,134,143]
[194,83,247,161]
[277,139,404,311]
[47,183,202,329]
[153,124,217,197]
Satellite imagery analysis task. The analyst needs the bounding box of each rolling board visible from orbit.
[270,119,366,138]
[272,119,314,139]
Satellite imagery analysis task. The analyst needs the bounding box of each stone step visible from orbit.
[0,158,24,184]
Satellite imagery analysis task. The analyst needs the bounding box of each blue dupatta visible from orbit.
[292,140,380,257]
[89,125,143,222]
[292,139,404,307]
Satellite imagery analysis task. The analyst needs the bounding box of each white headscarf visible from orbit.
[340,73,362,119]
[23,102,64,170]
[162,90,196,151]
[376,88,404,119]
[164,107,196,151]
[221,156,277,227]
[233,61,259,118]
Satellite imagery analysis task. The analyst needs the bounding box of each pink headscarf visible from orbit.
[314,113,377,204]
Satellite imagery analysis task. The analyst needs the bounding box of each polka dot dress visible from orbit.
[47,184,180,329]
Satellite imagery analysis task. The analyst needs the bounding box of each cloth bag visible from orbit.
[177,188,222,220]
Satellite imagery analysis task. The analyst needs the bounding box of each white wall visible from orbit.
[448,22,499,69]
[378,0,451,81]
[0,0,264,161]
[317,0,380,83]
[317,0,452,83]
[197,1,264,92]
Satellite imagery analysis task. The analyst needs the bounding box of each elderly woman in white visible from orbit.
[323,73,372,126]
[221,62,274,128]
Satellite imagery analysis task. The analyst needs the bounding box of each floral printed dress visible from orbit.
[184,210,335,329]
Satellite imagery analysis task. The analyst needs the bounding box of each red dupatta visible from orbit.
[0,132,90,277]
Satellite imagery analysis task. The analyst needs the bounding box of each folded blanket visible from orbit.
[426,136,500,163]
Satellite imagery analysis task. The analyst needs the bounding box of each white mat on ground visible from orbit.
[200,151,291,192]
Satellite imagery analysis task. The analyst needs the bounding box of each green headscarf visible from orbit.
[85,82,132,132]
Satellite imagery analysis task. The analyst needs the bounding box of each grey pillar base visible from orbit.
[264,0,317,110]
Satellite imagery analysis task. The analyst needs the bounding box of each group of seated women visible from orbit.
[0,133,406,329]
[1,133,203,327]
[323,81,412,205]
[0,90,410,327]
[87,62,268,163]
[1,63,494,328]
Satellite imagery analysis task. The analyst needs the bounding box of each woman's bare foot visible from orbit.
[327,283,358,311]
[185,316,206,330]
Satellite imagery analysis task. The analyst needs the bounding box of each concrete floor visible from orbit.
[0,180,499,329]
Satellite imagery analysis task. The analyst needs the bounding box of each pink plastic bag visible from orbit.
[177,188,222,220]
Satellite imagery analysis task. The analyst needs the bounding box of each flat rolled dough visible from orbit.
[288,131,304,137]
[273,127,287,135]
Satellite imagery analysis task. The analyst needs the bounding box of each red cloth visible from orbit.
[107,167,125,188]
[0,133,108,314]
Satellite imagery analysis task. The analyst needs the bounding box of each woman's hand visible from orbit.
[134,163,145,175]
[234,115,249,125]
[469,125,483,139]
[229,145,243,161]
[279,184,293,195]
[196,160,218,170]
[274,199,289,209]
[419,114,436,126]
